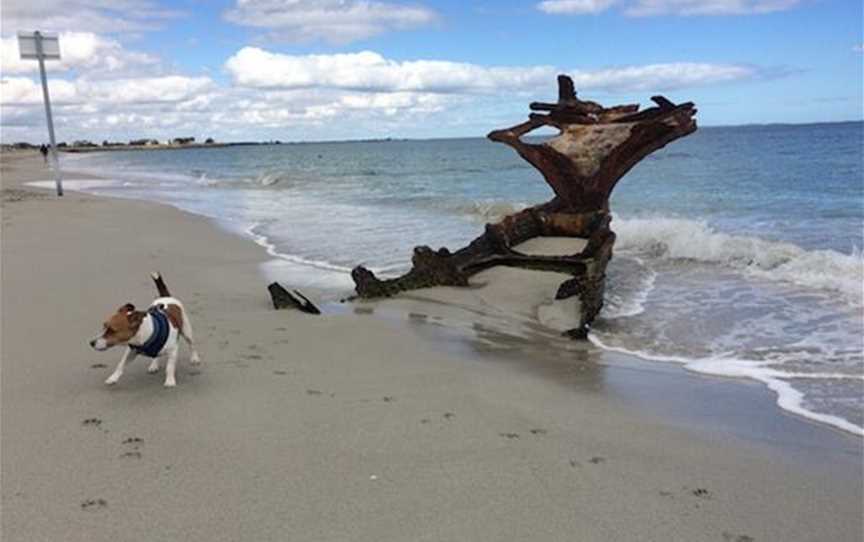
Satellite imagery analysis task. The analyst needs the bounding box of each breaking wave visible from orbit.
[195,171,294,188]
[453,200,530,222]
[603,256,657,319]
[613,217,864,303]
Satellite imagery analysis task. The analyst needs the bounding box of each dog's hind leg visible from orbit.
[105,347,137,385]
[164,347,178,387]
[147,357,160,373]
[180,309,201,365]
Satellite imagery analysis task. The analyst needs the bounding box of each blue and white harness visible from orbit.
[130,307,171,358]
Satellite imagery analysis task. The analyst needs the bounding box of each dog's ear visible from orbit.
[127,311,145,327]
[118,303,135,313]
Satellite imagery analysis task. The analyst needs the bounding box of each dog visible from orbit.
[90,272,201,387]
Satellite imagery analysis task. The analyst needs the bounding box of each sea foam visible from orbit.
[588,334,864,436]
[613,216,864,304]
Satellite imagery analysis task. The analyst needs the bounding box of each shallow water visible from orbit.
[55,122,864,434]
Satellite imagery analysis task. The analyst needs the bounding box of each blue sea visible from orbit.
[53,122,864,435]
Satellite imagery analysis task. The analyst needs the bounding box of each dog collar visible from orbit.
[130,308,170,358]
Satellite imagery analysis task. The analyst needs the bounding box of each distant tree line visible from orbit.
[2,137,222,149]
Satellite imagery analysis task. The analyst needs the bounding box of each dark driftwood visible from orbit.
[268,283,321,314]
[350,75,697,336]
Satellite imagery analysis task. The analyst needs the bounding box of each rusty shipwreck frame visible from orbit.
[349,75,697,338]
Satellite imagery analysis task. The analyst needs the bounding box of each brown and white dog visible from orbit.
[90,272,200,387]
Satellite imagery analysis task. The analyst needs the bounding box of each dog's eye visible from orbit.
[104,328,115,336]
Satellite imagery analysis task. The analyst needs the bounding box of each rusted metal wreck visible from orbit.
[351,75,697,338]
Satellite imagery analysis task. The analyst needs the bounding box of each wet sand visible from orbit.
[2,152,861,541]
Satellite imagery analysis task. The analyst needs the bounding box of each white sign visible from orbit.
[18,31,63,196]
[18,31,61,60]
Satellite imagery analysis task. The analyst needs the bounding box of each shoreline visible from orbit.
[11,151,864,436]
[3,151,862,541]
[11,151,864,437]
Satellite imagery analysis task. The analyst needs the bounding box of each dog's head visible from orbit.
[90,303,145,351]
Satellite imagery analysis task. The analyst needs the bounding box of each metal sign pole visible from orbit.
[34,31,63,196]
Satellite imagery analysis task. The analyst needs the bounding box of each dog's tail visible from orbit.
[151,272,171,297]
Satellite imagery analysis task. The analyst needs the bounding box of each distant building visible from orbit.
[129,138,160,146]
[172,137,196,145]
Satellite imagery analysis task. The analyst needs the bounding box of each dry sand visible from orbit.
[1,152,862,541]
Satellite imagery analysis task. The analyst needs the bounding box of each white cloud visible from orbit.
[226,47,761,94]
[337,92,446,113]
[537,0,803,16]
[0,77,78,104]
[1,32,158,77]
[0,73,462,142]
[571,62,757,91]
[225,47,554,93]
[0,25,207,141]
[2,0,183,34]
[0,45,783,143]
[0,75,213,105]
[77,76,214,104]
[215,94,421,127]
[626,0,802,16]
[538,0,617,14]
[223,0,437,44]
[208,86,451,129]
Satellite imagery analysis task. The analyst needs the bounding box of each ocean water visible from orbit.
[54,122,863,435]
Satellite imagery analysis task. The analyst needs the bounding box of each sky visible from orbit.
[0,0,861,143]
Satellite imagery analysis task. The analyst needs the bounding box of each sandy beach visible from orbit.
[1,151,861,541]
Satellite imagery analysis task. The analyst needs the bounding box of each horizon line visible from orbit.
[2,119,861,148]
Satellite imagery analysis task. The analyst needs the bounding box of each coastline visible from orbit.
[2,152,861,541]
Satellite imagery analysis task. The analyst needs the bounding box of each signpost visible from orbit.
[18,31,63,196]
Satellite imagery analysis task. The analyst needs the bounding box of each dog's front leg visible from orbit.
[147,358,160,373]
[164,347,178,387]
[105,347,137,385]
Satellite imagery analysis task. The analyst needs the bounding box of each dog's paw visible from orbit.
[147,362,160,374]
[105,374,120,385]
[164,379,176,388]
[190,352,202,365]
